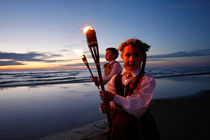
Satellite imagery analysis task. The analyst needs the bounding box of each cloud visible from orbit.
[0,61,24,66]
[65,49,210,68]
[0,52,44,61]
[1,49,209,67]
[0,51,63,66]
[148,49,210,59]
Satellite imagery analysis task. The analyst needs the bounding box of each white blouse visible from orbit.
[103,60,122,84]
[107,68,156,118]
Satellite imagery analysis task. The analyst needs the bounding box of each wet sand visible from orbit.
[1,74,210,139]
[40,90,210,140]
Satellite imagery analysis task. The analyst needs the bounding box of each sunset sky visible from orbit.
[0,0,210,70]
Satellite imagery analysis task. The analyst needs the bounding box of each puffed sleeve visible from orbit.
[106,74,117,94]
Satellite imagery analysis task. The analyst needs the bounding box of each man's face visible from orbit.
[105,50,115,61]
[121,45,144,72]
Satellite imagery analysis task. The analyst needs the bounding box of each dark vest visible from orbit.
[113,72,144,116]
[111,72,160,140]
[103,61,117,76]
[115,72,144,97]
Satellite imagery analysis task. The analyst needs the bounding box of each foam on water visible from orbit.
[1,66,210,88]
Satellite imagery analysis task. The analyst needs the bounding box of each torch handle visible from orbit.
[95,62,112,130]
[84,27,111,130]
[85,63,100,89]
[85,63,94,77]
[95,63,105,91]
[88,46,105,91]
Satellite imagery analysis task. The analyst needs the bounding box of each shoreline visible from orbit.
[153,72,210,78]
[39,90,210,140]
[1,72,210,89]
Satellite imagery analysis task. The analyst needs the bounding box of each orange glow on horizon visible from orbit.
[1,56,209,71]
[0,60,97,71]
[0,65,96,71]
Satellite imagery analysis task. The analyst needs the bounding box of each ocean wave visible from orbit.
[0,66,210,88]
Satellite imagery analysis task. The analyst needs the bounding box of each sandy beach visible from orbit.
[40,90,210,140]
[1,74,210,140]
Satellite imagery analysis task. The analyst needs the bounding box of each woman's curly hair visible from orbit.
[118,39,151,53]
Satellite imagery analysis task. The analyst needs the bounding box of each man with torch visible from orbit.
[83,26,113,135]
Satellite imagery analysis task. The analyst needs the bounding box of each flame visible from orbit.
[73,49,84,58]
[81,54,85,59]
[83,26,93,33]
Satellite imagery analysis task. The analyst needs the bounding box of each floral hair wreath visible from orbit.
[118,39,151,53]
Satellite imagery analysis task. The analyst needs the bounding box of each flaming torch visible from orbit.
[83,26,105,91]
[80,54,94,77]
[74,49,99,89]
[83,26,112,129]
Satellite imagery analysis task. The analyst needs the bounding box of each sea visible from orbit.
[0,66,210,140]
[1,66,210,88]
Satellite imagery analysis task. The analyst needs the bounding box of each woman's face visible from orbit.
[121,45,144,72]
